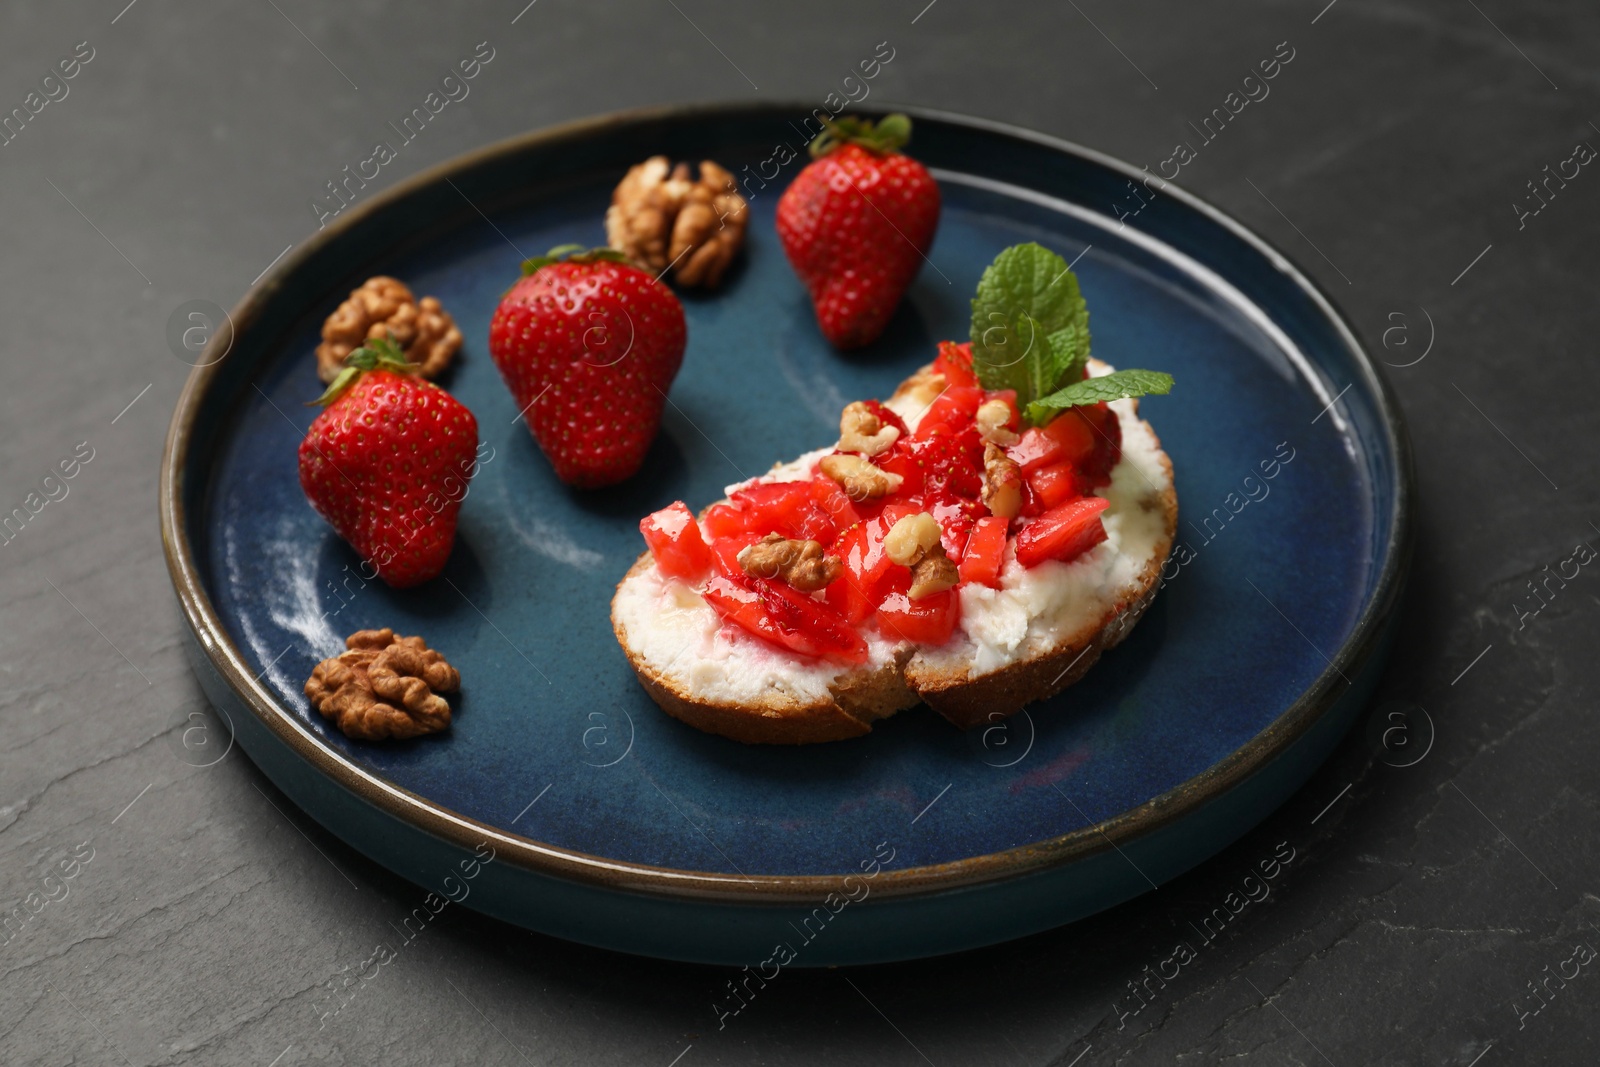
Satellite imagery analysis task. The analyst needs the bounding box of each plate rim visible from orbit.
[159,101,1413,906]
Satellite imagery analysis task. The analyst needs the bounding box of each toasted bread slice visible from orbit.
[610,361,1177,744]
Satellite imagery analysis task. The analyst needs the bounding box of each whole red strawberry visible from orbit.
[776,113,941,349]
[298,338,480,588]
[489,245,687,487]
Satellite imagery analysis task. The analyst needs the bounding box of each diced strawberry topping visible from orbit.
[1008,404,1122,501]
[710,479,842,545]
[703,574,868,663]
[877,588,961,645]
[704,502,752,539]
[825,509,914,624]
[707,533,761,580]
[730,480,813,530]
[687,356,1130,660]
[1027,461,1085,510]
[872,441,924,497]
[809,474,863,534]
[911,428,984,500]
[926,497,978,557]
[640,501,713,581]
[1077,402,1122,487]
[958,515,1009,588]
[859,398,908,436]
[984,389,1021,432]
[1007,427,1064,473]
[932,340,979,389]
[791,505,839,545]
[914,385,984,440]
[1040,407,1097,466]
[1014,496,1110,568]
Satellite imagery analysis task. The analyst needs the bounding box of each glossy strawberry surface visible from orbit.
[299,369,479,588]
[776,143,940,349]
[489,258,686,487]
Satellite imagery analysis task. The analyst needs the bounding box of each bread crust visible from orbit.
[610,371,1177,745]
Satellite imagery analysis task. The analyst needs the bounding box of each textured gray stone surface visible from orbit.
[2,0,1596,1063]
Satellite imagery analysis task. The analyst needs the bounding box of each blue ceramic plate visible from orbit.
[161,104,1410,966]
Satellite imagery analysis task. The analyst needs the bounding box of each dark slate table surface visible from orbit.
[3,1,1596,1064]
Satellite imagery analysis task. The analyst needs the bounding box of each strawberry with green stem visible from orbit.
[489,245,687,488]
[298,336,480,588]
[776,113,941,349]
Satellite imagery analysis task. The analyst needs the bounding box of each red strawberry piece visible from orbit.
[824,514,912,625]
[932,341,979,388]
[913,384,984,440]
[776,114,941,349]
[876,588,961,645]
[1039,406,1098,466]
[703,574,869,664]
[704,502,753,540]
[1027,461,1086,510]
[489,245,687,487]
[911,427,985,501]
[810,474,864,535]
[1007,426,1066,473]
[859,398,908,436]
[729,480,822,540]
[957,515,1009,589]
[709,533,762,580]
[926,497,979,557]
[1014,496,1111,569]
[298,338,480,589]
[640,501,713,581]
[1078,402,1123,487]
[872,440,924,498]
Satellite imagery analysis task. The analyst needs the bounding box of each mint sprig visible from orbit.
[968,243,1172,426]
[1025,369,1175,425]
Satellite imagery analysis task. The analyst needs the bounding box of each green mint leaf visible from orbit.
[1016,314,1058,405]
[969,243,1090,404]
[1024,369,1174,425]
[1046,323,1090,387]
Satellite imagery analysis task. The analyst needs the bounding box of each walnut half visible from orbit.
[606,157,749,288]
[819,453,903,500]
[982,443,1024,520]
[883,513,960,600]
[838,401,900,457]
[737,533,842,592]
[316,277,462,384]
[976,399,1021,446]
[304,629,460,741]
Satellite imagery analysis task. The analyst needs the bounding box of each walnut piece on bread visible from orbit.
[737,533,842,592]
[316,276,462,384]
[981,443,1024,519]
[838,401,900,456]
[975,399,1020,446]
[606,157,749,288]
[819,453,902,500]
[883,513,959,599]
[304,628,460,741]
